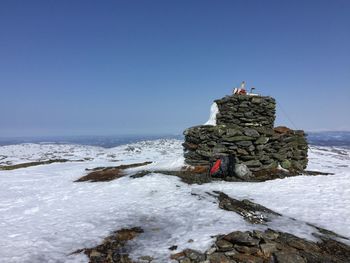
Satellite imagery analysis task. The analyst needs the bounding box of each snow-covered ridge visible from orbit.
[0,140,349,262]
[0,139,183,167]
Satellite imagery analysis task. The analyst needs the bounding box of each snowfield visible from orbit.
[0,140,349,262]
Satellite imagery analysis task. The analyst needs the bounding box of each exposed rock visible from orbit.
[182,142,199,150]
[226,128,241,137]
[234,163,252,180]
[138,255,154,263]
[73,227,143,263]
[273,250,306,263]
[206,252,231,263]
[130,166,333,185]
[224,135,254,142]
[130,166,212,185]
[215,192,281,224]
[0,159,74,171]
[230,253,264,263]
[169,245,178,251]
[274,126,292,134]
[235,140,253,147]
[244,160,262,168]
[75,162,153,182]
[280,159,291,169]
[223,231,260,246]
[216,239,234,251]
[243,128,260,138]
[171,252,186,261]
[255,136,269,145]
[183,249,206,262]
[259,242,277,256]
[174,228,350,263]
[74,191,350,263]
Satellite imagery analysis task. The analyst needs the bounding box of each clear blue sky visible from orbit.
[0,0,349,136]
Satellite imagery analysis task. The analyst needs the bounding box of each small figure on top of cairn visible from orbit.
[233,81,247,95]
[233,81,259,96]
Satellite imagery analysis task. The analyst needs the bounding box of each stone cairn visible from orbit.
[183,94,308,177]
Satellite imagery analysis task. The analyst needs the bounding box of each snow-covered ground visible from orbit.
[0,140,349,262]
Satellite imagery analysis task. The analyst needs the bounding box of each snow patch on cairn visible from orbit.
[204,103,219,126]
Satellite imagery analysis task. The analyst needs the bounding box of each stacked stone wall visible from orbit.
[183,94,308,173]
[215,95,276,129]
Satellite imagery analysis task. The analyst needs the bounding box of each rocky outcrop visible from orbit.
[72,190,350,263]
[74,162,153,182]
[183,94,308,175]
[172,229,350,263]
[171,192,350,263]
[73,227,145,263]
[0,159,73,170]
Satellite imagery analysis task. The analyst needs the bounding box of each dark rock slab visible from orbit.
[0,159,74,171]
[174,228,350,263]
[75,162,152,182]
[215,191,281,224]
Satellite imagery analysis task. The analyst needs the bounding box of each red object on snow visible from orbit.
[210,159,222,175]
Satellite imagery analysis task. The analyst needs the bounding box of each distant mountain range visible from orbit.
[307,131,350,147]
[0,134,183,148]
[0,132,349,147]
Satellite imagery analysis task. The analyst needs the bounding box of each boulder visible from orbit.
[234,164,252,180]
